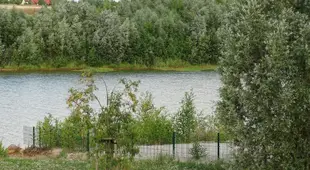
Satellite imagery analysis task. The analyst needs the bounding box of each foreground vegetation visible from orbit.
[2,0,310,169]
[0,157,226,170]
[26,72,230,169]
[36,72,228,153]
[0,158,90,170]
[217,0,310,169]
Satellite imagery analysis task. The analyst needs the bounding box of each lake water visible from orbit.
[0,71,221,146]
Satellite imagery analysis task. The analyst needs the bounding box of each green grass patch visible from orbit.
[0,157,227,170]
[153,64,217,72]
[0,58,218,73]
[0,158,91,170]
[134,158,226,170]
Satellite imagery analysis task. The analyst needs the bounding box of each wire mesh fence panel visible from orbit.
[135,144,173,160]
[23,126,34,147]
[134,132,234,162]
[220,142,234,161]
[134,133,174,160]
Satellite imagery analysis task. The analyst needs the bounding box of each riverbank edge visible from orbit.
[0,64,218,73]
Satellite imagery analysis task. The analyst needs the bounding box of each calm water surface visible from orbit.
[0,71,221,146]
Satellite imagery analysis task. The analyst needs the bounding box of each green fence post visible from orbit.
[217,132,220,160]
[49,128,52,148]
[39,126,41,148]
[33,127,36,147]
[87,130,90,152]
[173,132,176,158]
[55,119,59,147]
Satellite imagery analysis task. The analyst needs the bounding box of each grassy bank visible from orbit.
[0,158,226,170]
[0,63,217,73]
[0,158,90,170]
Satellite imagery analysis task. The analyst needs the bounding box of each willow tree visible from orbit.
[174,91,198,143]
[0,10,27,48]
[93,11,130,65]
[13,28,41,66]
[189,0,222,64]
[217,0,310,169]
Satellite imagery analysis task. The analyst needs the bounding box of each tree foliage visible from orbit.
[0,0,223,67]
[135,92,173,144]
[174,91,198,143]
[217,0,310,169]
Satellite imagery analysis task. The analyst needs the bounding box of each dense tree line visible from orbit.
[0,0,223,67]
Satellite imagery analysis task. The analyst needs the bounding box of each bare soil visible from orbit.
[8,147,89,161]
[8,147,61,159]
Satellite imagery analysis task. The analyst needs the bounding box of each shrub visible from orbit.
[174,91,198,143]
[189,141,207,160]
[37,114,59,148]
[0,141,8,158]
[135,92,173,145]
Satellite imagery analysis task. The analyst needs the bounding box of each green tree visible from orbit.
[13,28,41,66]
[66,73,140,169]
[135,92,173,144]
[217,0,310,169]
[0,10,27,48]
[92,11,129,65]
[37,114,57,148]
[121,19,140,64]
[188,1,222,64]
[174,91,198,143]
[131,8,156,65]
[46,18,81,67]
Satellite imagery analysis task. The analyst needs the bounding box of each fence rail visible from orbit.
[23,126,233,161]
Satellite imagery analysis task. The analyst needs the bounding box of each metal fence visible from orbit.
[134,132,233,162]
[135,142,233,161]
[23,126,233,161]
[23,126,36,147]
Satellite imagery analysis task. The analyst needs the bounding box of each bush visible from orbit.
[37,114,59,148]
[174,91,198,143]
[189,141,207,160]
[59,115,88,151]
[0,141,8,158]
[135,93,173,145]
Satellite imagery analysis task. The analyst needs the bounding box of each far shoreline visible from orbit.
[0,64,218,73]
